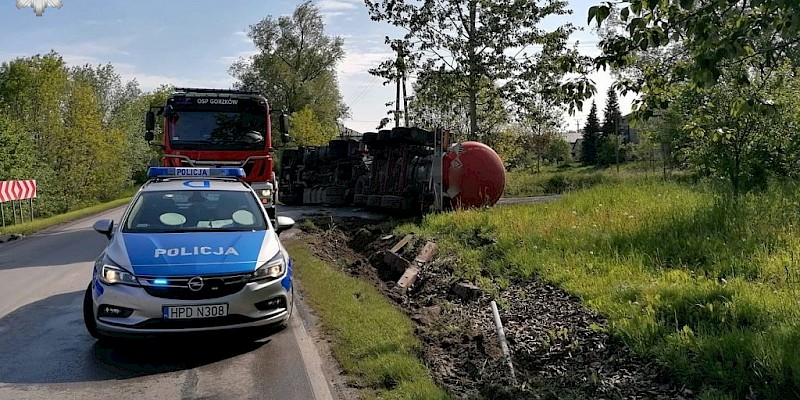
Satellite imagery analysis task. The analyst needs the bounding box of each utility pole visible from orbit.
[394,41,408,127]
[615,115,620,173]
[394,66,401,128]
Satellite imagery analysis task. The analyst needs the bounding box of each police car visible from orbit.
[83,167,295,339]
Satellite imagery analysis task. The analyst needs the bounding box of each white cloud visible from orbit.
[322,11,347,19]
[111,62,234,91]
[56,55,233,91]
[233,30,252,44]
[57,37,136,57]
[218,50,259,65]
[337,48,392,77]
[59,53,104,66]
[316,0,363,21]
[316,0,358,12]
[336,48,398,132]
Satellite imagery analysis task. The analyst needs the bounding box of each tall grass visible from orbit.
[503,162,692,197]
[398,181,800,398]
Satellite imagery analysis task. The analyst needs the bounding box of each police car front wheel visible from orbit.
[82,283,107,341]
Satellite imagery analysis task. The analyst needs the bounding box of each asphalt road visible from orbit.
[495,195,562,205]
[0,207,335,400]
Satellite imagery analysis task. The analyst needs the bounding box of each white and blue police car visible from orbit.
[83,167,295,339]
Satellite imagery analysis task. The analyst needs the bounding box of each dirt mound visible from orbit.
[296,216,692,399]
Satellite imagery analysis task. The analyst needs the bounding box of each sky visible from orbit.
[0,0,633,138]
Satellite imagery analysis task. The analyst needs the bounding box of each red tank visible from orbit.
[443,141,505,208]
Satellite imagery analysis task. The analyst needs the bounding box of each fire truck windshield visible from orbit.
[168,110,267,151]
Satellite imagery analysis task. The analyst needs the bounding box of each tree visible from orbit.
[590,0,800,79]
[590,0,800,119]
[681,66,793,196]
[546,136,572,165]
[489,126,526,170]
[230,1,348,136]
[406,70,508,142]
[601,86,621,137]
[0,53,69,215]
[70,63,156,185]
[590,0,800,195]
[288,106,337,146]
[366,0,594,141]
[0,52,155,216]
[520,125,562,172]
[60,79,128,206]
[581,101,601,165]
[0,115,35,181]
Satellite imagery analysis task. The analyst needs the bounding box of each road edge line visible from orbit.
[290,303,336,400]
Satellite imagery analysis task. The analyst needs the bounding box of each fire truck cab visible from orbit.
[145,88,289,221]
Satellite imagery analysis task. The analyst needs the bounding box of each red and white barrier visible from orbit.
[0,180,37,203]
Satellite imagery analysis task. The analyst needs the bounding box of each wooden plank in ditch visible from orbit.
[394,267,420,293]
[384,234,414,272]
[413,242,439,266]
[389,234,414,254]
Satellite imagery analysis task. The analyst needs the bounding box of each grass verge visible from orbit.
[0,190,136,236]
[287,241,449,400]
[397,181,800,399]
[504,162,693,197]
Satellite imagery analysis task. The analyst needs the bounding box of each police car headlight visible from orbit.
[251,254,285,282]
[98,259,139,286]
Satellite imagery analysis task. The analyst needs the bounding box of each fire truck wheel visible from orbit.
[267,206,276,222]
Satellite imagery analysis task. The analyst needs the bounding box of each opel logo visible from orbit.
[187,276,204,291]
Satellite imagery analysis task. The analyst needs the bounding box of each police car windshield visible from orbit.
[123,190,268,233]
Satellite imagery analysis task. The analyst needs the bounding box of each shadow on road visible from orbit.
[0,229,108,270]
[0,290,275,384]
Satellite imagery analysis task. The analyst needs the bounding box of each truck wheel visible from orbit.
[354,175,369,195]
[267,206,276,222]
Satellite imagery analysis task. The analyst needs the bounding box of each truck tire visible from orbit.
[377,130,392,142]
[354,175,369,196]
[362,132,378,146]
[391,127,434,146]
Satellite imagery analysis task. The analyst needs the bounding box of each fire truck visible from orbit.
[145,88,289,221]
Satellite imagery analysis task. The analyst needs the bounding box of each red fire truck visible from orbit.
[145,88,289,221]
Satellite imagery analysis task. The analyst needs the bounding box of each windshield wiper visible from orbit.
[171,140,211,144]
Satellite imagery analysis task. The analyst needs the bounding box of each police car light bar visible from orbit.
[147,167,246,179]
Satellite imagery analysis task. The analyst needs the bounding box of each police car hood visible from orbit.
[114,231,278,276]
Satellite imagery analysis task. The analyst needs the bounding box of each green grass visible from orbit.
[396,181,800,399]
[0,188,138,235]
[503,161,695,197]
[288,242,449,400]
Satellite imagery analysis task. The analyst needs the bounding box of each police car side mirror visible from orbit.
[275,216,295,234]
[93,219,115,240]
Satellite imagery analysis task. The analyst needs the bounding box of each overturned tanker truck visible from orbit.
[278,126,505,214]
